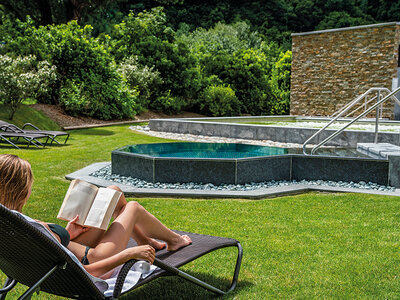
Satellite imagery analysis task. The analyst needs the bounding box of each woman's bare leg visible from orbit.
[71,186,168,249]
[88,200,191,263]
[72,227,105,248]
[131,225,166,250]
[110,185,165,250]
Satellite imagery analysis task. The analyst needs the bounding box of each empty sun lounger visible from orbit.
[0,121,69,145]
[21,123,69,144]
[0,204,242,299]
[0,131,49,149]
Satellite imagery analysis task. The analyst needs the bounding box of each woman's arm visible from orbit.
[83,245,155,278]
[34,220,62,244]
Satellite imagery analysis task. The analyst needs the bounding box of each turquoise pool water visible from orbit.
[119,142,369,159]
[120,142,289,159]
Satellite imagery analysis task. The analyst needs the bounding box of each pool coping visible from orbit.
[65,162,400,199]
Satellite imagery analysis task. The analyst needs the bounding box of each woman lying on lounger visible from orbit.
[0,154,191,278]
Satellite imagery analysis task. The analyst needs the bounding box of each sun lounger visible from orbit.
[0,121,69,145]
[0,204,242,299]
[21,123,69,144]
[0,131,49,149]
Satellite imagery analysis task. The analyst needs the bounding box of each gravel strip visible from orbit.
[90,165,395,192]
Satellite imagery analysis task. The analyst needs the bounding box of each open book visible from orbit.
[57,179,122,230]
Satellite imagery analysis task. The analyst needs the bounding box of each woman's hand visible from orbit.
[66,215,89,240]
[127,245,156,264]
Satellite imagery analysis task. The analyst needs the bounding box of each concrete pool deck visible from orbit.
[65,162,400,199]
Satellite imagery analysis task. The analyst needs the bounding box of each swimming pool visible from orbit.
[118,142,289,159]
[111,142,386,185]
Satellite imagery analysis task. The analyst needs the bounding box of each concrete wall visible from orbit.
[149,119,400,147]
[291,22,400,118]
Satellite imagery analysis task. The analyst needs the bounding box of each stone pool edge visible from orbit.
[65,162,400,199]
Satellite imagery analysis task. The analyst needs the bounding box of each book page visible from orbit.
[99,190,121,230]
[57,179,98,225]
[84,188,121,229]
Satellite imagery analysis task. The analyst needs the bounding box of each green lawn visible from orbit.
[1,125,400,299]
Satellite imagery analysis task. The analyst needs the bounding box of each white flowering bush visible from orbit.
[0,55,57,119]
[117,56,163,110]
[35,60,58,104]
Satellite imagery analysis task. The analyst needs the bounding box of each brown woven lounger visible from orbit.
[0,204,242,299]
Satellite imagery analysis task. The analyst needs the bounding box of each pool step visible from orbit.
[357,143,400,159]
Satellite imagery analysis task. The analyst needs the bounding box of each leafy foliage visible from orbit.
[110,7,200,113]
[6,0,382,118]
[182,22,283,116]
[269,50,292,115]
[117,56,163,110]
[200,84,240,117]
[0,20,138,120]
[0,55,56,119]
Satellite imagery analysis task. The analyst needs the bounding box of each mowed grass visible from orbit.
[1,124,400,299]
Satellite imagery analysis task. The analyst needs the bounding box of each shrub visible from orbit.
[111,8,200,112]
[150,92,185,114]
[117,56,163,110]
[59,78,138,120]
[200,84,240,117]
[269,50,291,115]
[34,60,58,104]
[1,20,140,120]
[221,48,272,115]
[0,54,56,119]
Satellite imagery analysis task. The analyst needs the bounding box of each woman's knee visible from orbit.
[124,201,144,214]
[108,185,123,193]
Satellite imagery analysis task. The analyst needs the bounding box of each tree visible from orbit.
[316,11,374,30]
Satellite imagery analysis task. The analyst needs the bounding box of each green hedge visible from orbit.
[0,9,291,119]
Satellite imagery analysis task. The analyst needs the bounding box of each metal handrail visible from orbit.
[330,88,390,118]
[303,87,400,155]
[343,94,379,118]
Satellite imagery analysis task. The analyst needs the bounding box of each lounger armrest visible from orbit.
[22,123,40,130]
[112,259,138,298]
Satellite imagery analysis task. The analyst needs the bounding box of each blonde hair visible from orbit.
[0,154,33,211]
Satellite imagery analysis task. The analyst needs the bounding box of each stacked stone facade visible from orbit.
[291,22,400,118]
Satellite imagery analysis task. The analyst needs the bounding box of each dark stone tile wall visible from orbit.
[236,156,291,184]
[112,148,391,186]
[388,155,400,187]
[291,155,389,185]
[111,151,154,182]
[291,23,400,118]
[154,159,236,184]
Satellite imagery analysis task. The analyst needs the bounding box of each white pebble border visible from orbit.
[90,164,395,192]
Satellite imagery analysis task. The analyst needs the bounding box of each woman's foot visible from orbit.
[137,237,166,250]
[167,235,192,251]
[148,238,166,250]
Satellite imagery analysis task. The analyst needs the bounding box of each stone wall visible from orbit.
[291,23,400,118]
